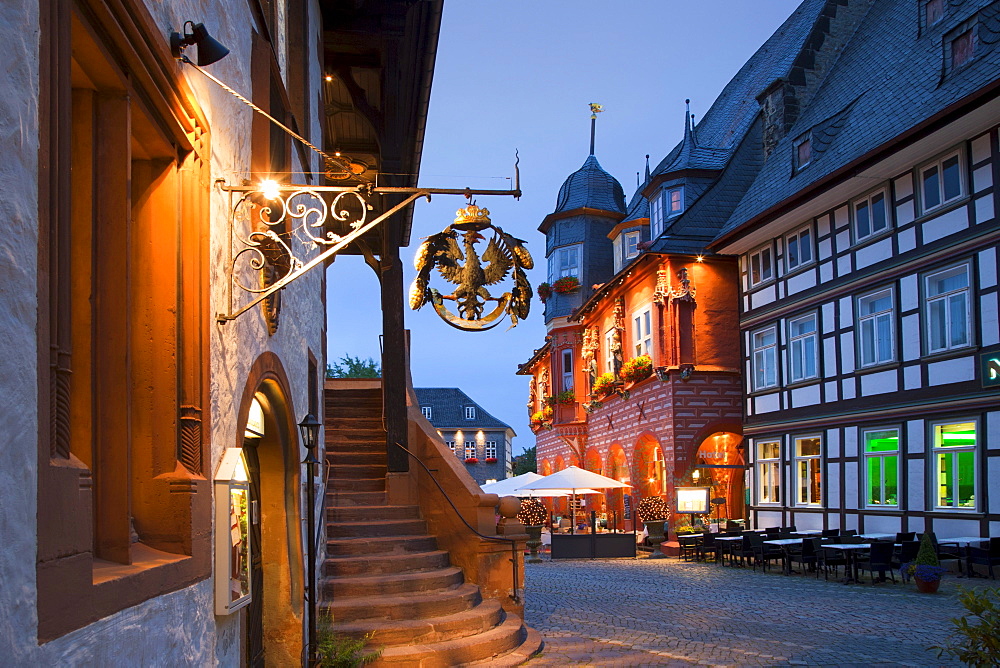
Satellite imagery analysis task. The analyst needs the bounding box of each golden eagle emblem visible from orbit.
[410,203,533,331]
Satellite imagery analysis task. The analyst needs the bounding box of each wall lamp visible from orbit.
[170,21,230,67]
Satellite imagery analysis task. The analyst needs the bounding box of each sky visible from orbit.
[326,1,803,456]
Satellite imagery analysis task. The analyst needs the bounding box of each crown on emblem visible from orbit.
[453,204,492,230]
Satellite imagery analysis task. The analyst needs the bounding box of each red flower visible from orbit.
[465,457,479,464]
[485,458,498,463]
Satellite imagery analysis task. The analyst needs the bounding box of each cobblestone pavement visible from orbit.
[522,556,991,666]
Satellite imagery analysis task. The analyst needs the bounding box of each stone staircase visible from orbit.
[321,385,541,667]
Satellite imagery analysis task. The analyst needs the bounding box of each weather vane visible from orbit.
[589,102,604,118]
[410,200,533,331]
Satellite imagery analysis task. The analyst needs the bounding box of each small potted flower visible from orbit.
[621,355,653,384]
[592,372,617,397]
[551,276,580,294]
[530,406,553,430]
[464,456,479,464]
[537,283,552,302]
[637,497,671,558]
[903,534,947,593]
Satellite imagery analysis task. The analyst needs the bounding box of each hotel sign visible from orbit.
[983,351,1000,388]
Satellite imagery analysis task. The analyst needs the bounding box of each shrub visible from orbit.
[932,587,1000,667]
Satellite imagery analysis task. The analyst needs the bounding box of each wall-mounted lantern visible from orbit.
[214,448,252,615]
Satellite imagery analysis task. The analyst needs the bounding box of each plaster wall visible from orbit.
[1,0,326,661]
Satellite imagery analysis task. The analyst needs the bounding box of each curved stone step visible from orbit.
[321,583,481,623]
[328,464,388,479]
[326,534,438,557]
[333,599,504,647]
[329,477,386,493]
[371,614,527,667]
[327,518,426,538]
[323,566,464,598]
[465,625,544,668]
[327,504,420,522]
[325,451,387,466]
[324,549,450,577]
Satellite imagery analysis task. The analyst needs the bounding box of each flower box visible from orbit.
[592,372,617,397]
[537,283,552,302]
[621,355,653,384]
[551,276,580,294]
[485,458,498,463]
[464,457,478,464]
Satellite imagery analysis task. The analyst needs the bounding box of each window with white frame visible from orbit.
[787,314,818,382]
[485,442,497,460]
[465,406,476,420]
[446,440,456,454]
[794,135,812,171]
[925,264,971,353]
[548,244,581,283]
[785,225,813,271]
[666,186,683,217]
[624,230,641,259]
[650,194,664,239]
[858,289,895,367]
[465,441,477,459]
[933,421,977,510]
[864,428,899,508]
[632,306,652,358]
[756,440,781,504]
[421,406,432,420]
[561,348,574,392]
[854,189,889,241]
[612,235,624,273]
[794,436,822,505]
[748,245,774,287]
[919,150,964,213]
[752,326,778,390]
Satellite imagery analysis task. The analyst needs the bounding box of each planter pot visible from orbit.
[914,576,941,593]
[643,520,668,559]
[525,525,544,563]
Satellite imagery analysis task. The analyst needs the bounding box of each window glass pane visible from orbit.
[884,455,898,505]
[876,314,892,363]
[929,267,968,295]
[871,193,886,233]
[759,441,780,459]
[798,461,809,503]
[809,459,821,503]
[949,293,967,346]
[797,437,821,457]
[936,422,976,447]
[937,452,953,506]
[856,200,870,238]
[787,236,799,267]
[797,139,811,166]
[957,450,975,506]
[861,319,875,366]
[926,0,943,24]
[865,430,898,452]
[669,188,682,213]
[923,166,940,209]
[929,299,946,350]
[867,456,882,505]
[750,253,761,285]
[952,31,973,68]
[754,329,775,347]
[761,248,772,280]
[799,229,812,263]
[790,316,815,337]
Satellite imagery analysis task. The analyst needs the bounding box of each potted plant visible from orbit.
[517,498,548,563]
[530,406,553,430]
[537,282,552,302]
[637,496,671,559]
[903,533,947,592]
[551,275,580,294]
[555,390,575,405]
[592,372,617,397]
[620,355,653,384]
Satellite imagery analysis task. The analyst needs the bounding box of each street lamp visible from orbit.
[298,412,321,665]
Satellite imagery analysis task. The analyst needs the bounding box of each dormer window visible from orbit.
[951,29,974,68]
[548,244,580,283]
[421,406,432,420]
[925,0,944,27]
[794,134,812,171]
[650,194,664,238]
[465,406,476,420]
[650,186,684,239]
[666,186,684,216]
[624,230,640,259]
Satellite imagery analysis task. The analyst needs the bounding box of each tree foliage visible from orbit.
[512,446,536,476]
[326,354,381,379]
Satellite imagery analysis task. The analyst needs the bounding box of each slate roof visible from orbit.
[621,186,650,224]
[414,387,514,432]
[638,0,829,255]
[718,0,1000,239]
[553,155,626,214]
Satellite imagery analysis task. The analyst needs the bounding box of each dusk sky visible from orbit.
[326,1,802,455]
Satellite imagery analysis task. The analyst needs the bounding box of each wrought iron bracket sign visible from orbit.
[217,179,522,325]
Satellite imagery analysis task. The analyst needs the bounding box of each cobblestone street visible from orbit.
[522,556,985,666]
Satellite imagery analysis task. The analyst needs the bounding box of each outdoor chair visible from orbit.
[750,534,782,573]
[857,541,896,584]
[764,527,780,535]
[678,534,701,562]
[821,528,840,538]
[967,537,1000,579]
[696,533,720,563]
[892,541,921,583]
[784,525,797,532]
[926,532,963,575]
[730,535,756,568]
[895,532,916,543]
[841,529,858,537]
[789,538,819,574]
[817,544,847,580]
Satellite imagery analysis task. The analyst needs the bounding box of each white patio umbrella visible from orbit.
[481,473,598,498]
[517,466,631,532]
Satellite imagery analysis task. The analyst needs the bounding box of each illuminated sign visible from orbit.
[675,487,711,514]
[215,448,252,615]
[983,352,1000,388]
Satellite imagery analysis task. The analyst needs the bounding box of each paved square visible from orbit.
[522,556,989,666]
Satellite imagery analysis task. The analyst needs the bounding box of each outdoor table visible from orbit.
[937,536,989,546]
[714,536,744,566]
[791,529,822,536]
[823,543,872,583]
[763,538,804,575]
[859,533,896,541]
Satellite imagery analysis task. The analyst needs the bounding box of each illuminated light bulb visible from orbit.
[324,74,333,82]
[696,255,704,262]
[692,469,701,480]
[260,179,281,201]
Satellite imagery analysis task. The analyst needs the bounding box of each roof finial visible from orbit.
[691,113,698,145]
[589,103,603,155]
[683,99,693,144]
[636,171,640,187]
[644,154,651,181]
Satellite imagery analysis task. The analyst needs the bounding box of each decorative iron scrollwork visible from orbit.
[409,203,534,331]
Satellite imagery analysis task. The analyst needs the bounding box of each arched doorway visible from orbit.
[692,431,746,526]
[236,355,304,667]
[605,445,630,531]
[633,434,667,501]
[582,448,605,523]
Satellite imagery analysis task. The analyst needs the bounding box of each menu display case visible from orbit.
[215,448,252,615]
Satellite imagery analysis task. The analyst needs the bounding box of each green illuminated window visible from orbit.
[864,429,899,507]
[933,421,977,510]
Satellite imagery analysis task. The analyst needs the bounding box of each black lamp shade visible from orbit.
[298,412,321,451]
[190,23,230,66]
